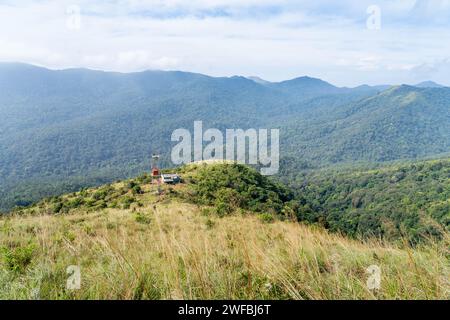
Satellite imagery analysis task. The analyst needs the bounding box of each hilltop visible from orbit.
[414,81,446,88]
[1,163,448,299]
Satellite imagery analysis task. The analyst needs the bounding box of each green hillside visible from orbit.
[282,85,450,163]
[9,160,449,245]
[282,158,450,245]
[1,162,448,299]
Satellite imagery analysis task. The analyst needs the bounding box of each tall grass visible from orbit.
[1,199,448,299]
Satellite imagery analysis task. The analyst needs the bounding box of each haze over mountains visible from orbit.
[0,62,449,211]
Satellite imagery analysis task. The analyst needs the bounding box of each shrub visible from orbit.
[67,197,84,209]
[52,202,63,214]
[132,185,143,195]
[258,213,275,223]
[96,200,107,209]
[1,243,36,273]
[85,198,96,207]
[92,187,112,201]
[134,212,151,224]
[127,181,138,189]
[121,196,136,209]
[215,201,233,217]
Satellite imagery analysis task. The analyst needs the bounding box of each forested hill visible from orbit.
[1,63,450,211]
[282,84,450,163]
[281,158,450,245]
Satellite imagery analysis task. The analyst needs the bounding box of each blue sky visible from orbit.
[0,0,449,86]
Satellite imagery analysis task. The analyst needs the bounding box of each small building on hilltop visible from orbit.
[161,174,181,184]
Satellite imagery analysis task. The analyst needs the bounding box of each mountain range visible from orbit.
[0,62,449,211]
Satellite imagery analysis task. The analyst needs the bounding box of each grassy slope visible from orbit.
[1,165,448,299]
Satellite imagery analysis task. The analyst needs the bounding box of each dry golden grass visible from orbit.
[1,193,448,300]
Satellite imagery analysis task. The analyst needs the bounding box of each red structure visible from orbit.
[152,167,160,177]
[151,154,161,193]
[151,154,162,194]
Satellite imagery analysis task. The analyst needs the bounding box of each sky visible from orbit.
[0,0,449,87]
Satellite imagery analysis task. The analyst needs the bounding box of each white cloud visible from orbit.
[0,0,449,86]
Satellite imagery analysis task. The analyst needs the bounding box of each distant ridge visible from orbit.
[414,81,446,88]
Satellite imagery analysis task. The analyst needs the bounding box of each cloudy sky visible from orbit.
[0,0,449,86]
